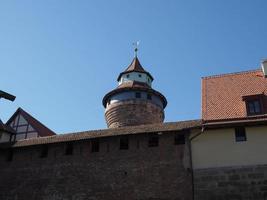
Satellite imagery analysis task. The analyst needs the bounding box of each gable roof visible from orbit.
[12,119,202,147]
[202,69,267,121]
[6,108,56,137]
[117,57,154,81]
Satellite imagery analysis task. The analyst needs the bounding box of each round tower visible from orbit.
[102,56,167,128]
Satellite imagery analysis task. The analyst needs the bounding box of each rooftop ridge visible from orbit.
[202,68,262,80]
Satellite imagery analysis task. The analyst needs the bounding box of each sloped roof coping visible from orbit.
[11,120,202,147]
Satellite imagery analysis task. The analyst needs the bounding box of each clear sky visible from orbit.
[1,0,267,133]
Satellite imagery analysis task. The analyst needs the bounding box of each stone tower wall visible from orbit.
[0,132,192,200]
[105,99,164,128]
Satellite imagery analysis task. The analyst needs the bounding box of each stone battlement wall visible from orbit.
[0,132,191,200]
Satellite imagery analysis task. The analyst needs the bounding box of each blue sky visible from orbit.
[1,0,267,133]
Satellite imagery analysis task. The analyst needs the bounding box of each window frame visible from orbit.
[242,94,264,116]
[148,134,159,147]
[174,134,185,145]
[91,139,100,153]
[40,145,48,158]
[147,93,152,100]
[235,127,247,142]
[65,143,74,155]
[135,92,141,98]
[119,136,129,150]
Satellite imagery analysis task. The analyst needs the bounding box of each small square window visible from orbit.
[40,145,48,158]
[174,134,185,145]
[126,74,130,78]
[6,149,13,162]
[120,136,129,150]
[91,139,99,152]
[135,92,141,98]
[147,94,152,100]
[65,143,73,155]
[138,74,142,78]
[148,134,159,147]
[235,127,246,142]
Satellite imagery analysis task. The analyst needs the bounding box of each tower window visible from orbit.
[235,127,246,142]
[126,74,130,78]
[120,136,129,150]
[65,143,73,155]
[174,134,185,145]
[147,94,152,100]
[135,92,141,98]
[91,139,99,152]
[40,145,48,158]
[138,74,142,78]
[148,134,159,147]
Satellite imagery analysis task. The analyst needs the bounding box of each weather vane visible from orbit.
[132,41,140,57]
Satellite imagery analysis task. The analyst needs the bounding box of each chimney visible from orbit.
[261,59,267,78]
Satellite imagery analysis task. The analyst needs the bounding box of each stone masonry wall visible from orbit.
[105,100,164,128]
[194,165,267,200]
[0,132,191,200]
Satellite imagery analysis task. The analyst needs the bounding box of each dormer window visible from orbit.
[247,100,261,115]
[242,94,264,116]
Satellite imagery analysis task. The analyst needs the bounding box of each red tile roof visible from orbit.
[202,69,267,121]
[6,108,56,137]
[117,57,154,81]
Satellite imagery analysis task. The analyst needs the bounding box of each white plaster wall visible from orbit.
[119,72,152,86]
[191,126,267,169]
[17,125,28,133]
[28,125,35,132]
[18,115,27,125]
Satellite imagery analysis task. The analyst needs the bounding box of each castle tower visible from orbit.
[102,56,167,128]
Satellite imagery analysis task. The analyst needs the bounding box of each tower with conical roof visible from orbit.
[103,55,167,128]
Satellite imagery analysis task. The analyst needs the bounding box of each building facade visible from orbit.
[192,62,267,199]
[0,57,267,200]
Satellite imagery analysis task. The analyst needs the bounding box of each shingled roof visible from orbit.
[12,120,202,147]
[117,57,154,81]
[202,69,267,121]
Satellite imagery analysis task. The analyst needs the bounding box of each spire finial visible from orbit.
[132,41,140,57]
